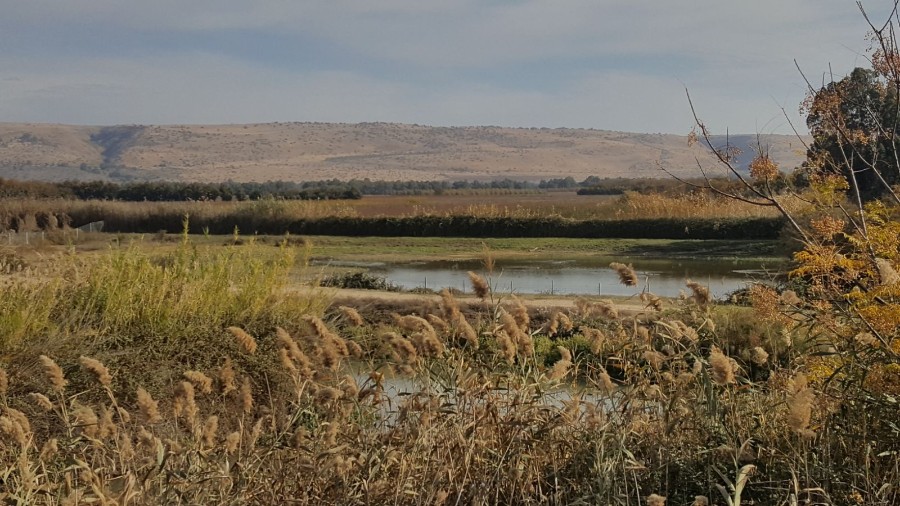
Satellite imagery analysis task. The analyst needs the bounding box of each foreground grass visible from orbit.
[0,238,896,504]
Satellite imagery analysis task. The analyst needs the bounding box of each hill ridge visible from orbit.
[0,121,808,184]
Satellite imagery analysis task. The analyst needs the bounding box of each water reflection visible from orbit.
[366,257,777,298]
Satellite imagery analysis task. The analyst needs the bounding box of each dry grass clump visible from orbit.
[610,262,639,286]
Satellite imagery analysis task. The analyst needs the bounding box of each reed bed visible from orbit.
[0,191,781,228]
[1,240,896,504]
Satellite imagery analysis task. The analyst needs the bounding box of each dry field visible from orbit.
[0,122,807,183]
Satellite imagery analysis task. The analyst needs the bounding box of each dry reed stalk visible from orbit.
[71,404,99,438]
[386,332,419,364]
[584,327,606,354]
[173,381,199,426]
[201,415,219,447]
[685,279,711,305]
[78,356,112,387]
[39,438,58,460]
[228,326,257,354]
[787,373,815,437]
[136,387,161,424]
[0,368,7,397]
[440,289,461,322]
[410,331,445,357]
[38,355,67,393]
[875,257,900,286]
[749,347,769,366]
[183,370,213,395]
[0,416,28,446]
[610,262,638,286]
[548,347,573,381]
[276,327,314,378]
[640,292,662,311]
[780,290,802,306]
[506,294,530,332]
[219,358,237,395]
[456,317,478,349]
[240,377,254,415]
[225,431,241,454]
[426,314,450,334]
[595,299,619,320]
[338,305,365,326]
[642,350,664,371]
[709,346,735,385]
[4,408,31,434]
[28,392,54,411]
[646,494,666,506]
[467,271,490,299]
[494,330,517,364]
[98,405,117,438]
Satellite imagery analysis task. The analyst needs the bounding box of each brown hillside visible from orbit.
[0,122,808,183]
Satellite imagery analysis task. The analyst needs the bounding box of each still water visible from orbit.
[365,257,779,299]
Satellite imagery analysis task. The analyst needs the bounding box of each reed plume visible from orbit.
[0,416,28,446]
[28,392,54,411]
[875,257,900,286]
[426,314,450,334]
[240,377,254,415]
[548,347,573,381]
[685,279,711,305]
[508,295,530,331]
[646,494,666,506]
[219,358,237,395]
[440,288,461,322]
[79,356,112,387]
[338,305,365,326]
[136,387,161,424]
[228,326,257,354]
[72,404,99,438]
[494,330,517,364]
[584,327,606,354]
[456,314,479,348]
[709,346,735,385]
[173,381,199,426]
[610,262,638,286]
[787,373,815,437]
[595,299,619,320]
[467,271,490,299]
[183,370,213,395]
[4,408,31,434]
[201,415,219,447]
[39,355,67,393]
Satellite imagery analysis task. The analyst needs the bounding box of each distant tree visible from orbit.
[803,67,900,200]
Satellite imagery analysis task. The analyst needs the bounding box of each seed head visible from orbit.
[79,356,112,387]
[39,355,67,393]
[228,326,257,354]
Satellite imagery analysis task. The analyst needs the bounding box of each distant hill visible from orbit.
[0,122,809,183]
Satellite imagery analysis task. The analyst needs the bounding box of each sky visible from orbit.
[0,1,891,134]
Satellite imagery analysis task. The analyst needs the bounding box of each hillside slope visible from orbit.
[0,122,808,183]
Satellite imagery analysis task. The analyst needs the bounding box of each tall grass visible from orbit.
[1,252,896,504]
[0,231,327,352]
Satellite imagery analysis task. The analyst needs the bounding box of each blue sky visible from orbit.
[0,1,888,134]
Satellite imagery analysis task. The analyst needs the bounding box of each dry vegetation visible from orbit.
[0,232,897,504]
[0,191,784,235]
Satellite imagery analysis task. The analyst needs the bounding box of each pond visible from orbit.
[361,256,781,299]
